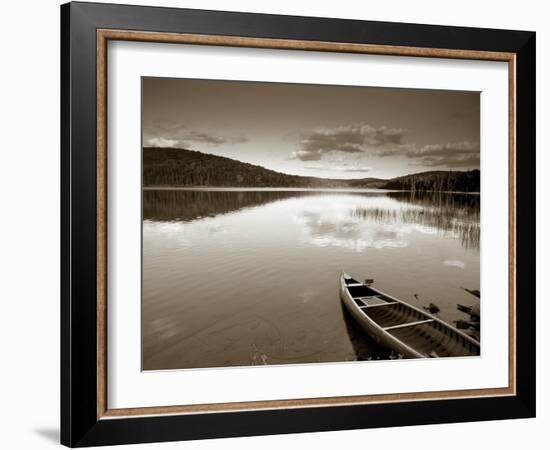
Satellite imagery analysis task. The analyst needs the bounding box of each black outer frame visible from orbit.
[61,1,536,447]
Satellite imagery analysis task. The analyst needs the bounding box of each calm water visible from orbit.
[142,189,480,370]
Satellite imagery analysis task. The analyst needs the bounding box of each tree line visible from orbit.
[143,147,480,192]
[383,170,480,193]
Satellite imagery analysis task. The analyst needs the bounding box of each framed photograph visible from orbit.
[61,1,536,447]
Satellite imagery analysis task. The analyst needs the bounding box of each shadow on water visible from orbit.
[143,189,323,221]
[339,301,392,361]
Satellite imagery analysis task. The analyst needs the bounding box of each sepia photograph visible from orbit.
[142,77,481,371]
[56,2,537,445]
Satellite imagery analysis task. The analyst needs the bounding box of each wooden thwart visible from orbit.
[360,301,399,308]
[383,319,434,332]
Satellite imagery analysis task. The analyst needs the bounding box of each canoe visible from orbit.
[339,272,480,358]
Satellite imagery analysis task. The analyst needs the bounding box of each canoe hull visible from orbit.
[339,276,423,358]
[339,273,480,358]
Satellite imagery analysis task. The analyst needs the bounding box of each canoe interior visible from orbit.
[344,276,360,284]
[387,321,478,357]
[348,285,380,299]
[343,277,480,358]
[362,303,422,328]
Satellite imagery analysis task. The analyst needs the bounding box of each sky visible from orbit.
[142,77,480,180]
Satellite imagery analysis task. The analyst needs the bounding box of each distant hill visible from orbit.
[143,147,383,188]
[143,147,479,192]
[383,170,480,192]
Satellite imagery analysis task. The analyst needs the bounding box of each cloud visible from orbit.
[413,141,479,157]
[144,123,247,148]
[291,122,407,161]
[290,150,323,161]
[185,131,248,145]
[341,167,373,173]
[413,154,480,168]
[305,165,372,173]
[405,141,480,168]
[146,137,180,148]
[291,122,479,169]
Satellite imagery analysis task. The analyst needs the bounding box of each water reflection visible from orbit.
[143,189,321,222]
[295,207,410,251]
[143,189,480,370]
[352,192,480,250]
[143,189,479,251]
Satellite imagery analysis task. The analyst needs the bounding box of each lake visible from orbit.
[142,189,480,370]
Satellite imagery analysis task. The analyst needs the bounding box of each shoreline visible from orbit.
[143,186,481,195]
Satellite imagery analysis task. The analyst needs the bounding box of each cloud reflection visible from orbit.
[293,198,412,251]
[444,259,466,269]
[293,192,479,251]
[144,190,480,251]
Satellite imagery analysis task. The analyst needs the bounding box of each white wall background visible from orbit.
[0,1,546,449]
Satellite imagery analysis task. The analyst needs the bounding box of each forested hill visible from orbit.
[143,147,480,192]
[383,170,480,192]
[143,147,384,188]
